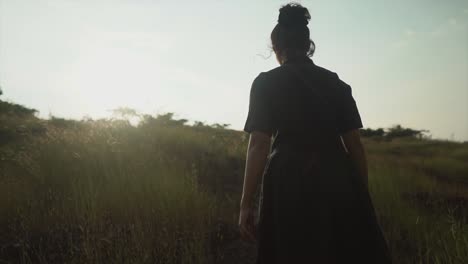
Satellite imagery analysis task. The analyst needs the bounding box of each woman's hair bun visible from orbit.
[278,3,311,27]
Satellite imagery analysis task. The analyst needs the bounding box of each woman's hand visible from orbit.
[238,206,257,243]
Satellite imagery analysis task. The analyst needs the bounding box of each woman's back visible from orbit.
[244,56,362,153]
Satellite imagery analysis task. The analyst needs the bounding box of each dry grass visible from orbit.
[1,113,467,263]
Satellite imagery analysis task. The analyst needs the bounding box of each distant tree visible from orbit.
[49,116,81,128]
[360,128,385,137]
[156,113,188,126]
[211,123,230,129]
[111,107,140,119]
[0,85,37,116]
[138,112,189,127]
[0,101,37,116]
[359,125,430,140]
[193,121,206,127]
[385,124,429,139]
[155,112,175,125]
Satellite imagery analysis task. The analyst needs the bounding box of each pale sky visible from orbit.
[1,0,467,140]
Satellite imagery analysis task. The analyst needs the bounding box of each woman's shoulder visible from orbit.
[311,64,352,92]
[254,65,297,87]
[313,64,339,79]
[251,68,282,90]
[257,66,284,80]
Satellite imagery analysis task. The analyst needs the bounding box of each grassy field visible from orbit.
[366,138,468,264]
[1,103,467,263]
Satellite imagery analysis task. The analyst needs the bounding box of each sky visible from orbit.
[1,0,467,141]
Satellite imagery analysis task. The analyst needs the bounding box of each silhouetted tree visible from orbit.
[360,128,385,137]
[193,121,206,127]
[0,96,37,116]
[111,107,140,119]
[49,116,82,129]
[139,112,189,127]
[211,123,230,129]
[385,124,428,139]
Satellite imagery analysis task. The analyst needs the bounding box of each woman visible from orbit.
[238,3,392,264]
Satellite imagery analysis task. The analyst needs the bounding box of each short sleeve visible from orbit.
[337,79,363,134]
[243,73,274,134]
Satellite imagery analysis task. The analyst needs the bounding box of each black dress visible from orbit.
[243,57,392,264]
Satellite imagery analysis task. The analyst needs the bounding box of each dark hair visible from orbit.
[271,3,315,59]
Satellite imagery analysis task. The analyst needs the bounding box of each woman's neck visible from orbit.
[280,50,308,65]
[282,55,310,65]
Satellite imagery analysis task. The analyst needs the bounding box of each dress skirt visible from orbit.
[255,145,392,264]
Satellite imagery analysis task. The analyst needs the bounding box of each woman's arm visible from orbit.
[240,131,272,209]
[341,129,368,188]
[238,131,271,242]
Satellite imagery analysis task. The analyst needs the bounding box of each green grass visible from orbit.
[366,138,468,264]
[1,110,467,263]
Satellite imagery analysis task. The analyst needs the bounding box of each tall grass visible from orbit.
[367,139,468,264]
[1,113,467,263]
[0,117,244,263]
